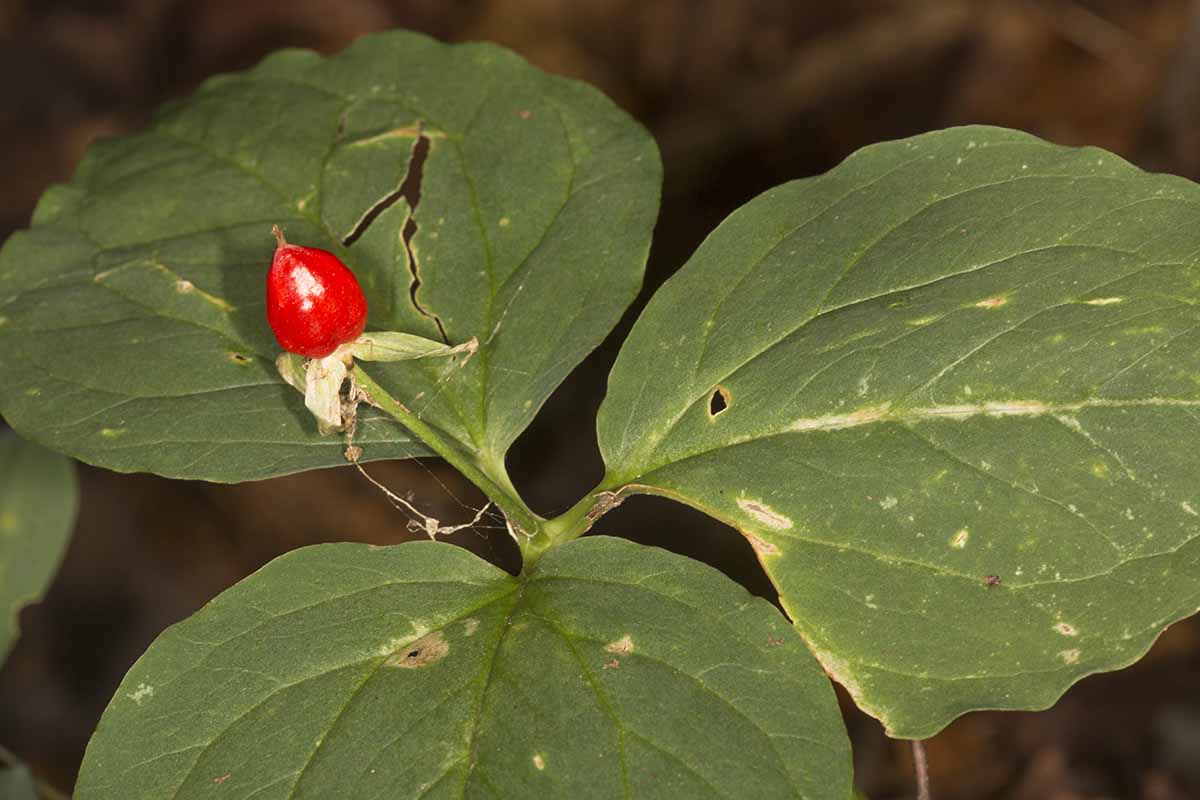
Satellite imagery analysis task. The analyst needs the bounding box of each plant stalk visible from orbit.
[525,484,628,565]
[912,739,932,800]
[352,367,544,548]
[355,365,634,568]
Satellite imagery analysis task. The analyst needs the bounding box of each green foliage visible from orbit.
[2,27,1199,800]
[77,537,850,799]
[0,432,78,661]
[0,31,659,489]
[597,127,1200,736]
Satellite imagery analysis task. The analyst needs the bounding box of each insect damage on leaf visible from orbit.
[341,124,450,342]
[973,295,1007,309]
[604,635,634,656]
[744,532,781,557]
[383,630,449,668]
[708,385,730,418]
[736,497,793,530]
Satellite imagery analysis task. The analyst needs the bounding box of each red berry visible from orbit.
[266,226,368,358]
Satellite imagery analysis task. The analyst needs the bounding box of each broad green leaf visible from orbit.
[0,30,660,483]
[77,537,851,799]
[597,126,1200,738]
[0,431,78,661]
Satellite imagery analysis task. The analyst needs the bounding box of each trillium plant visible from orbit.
[2,29,1200,799]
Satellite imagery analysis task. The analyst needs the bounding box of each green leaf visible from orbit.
[597,126,1200,737]
[0,431,78,661]
[0,30,660,485]
[76,537,851,799]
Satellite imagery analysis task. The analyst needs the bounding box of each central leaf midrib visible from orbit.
[474,99,579,458]
[457,583,525,794]
[148,580,520,798]
[618,238,1157,481]
[613,395,1200,490]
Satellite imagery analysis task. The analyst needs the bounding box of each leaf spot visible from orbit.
[1055,414,1083,433]
[949,528,969,549]
[974,296,1006,309]
[736,498,792,530]
[498,216,511,228]
[605,635,634,656]
[462,618,480,637]
[213,773,231,785]
[127,683,154,704]
[1084,297,1123,306]
[346,124,442,148]
[1054,622,1078,637]
[783,398,1200,435]
[602,658,620,670]
[744,532,781,557]
[533,754,546,771]
[227,352,252,365]
[808,646,887,722]
[100,427,128,439]
[1059,648,1081,664]
[906,314,941,326]
[384,630,448,668]
[792,404,889,432]
[708,385,730,418]
[1182,501,1199,517]
[880,495,899,510]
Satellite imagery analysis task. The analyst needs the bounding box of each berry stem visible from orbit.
[272,224,287,248]
[351,367,548,557]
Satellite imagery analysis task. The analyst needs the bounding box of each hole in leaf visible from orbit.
[708,385,730,418]
[384,631,449,668]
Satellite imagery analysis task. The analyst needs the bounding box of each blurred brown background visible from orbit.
[2,1,1200,798]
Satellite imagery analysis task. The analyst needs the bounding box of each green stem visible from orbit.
[354,366,635,569]
[525,483,629,566]
[352,367,544,547]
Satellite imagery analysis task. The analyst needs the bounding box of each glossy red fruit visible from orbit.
[266,226,368,358]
